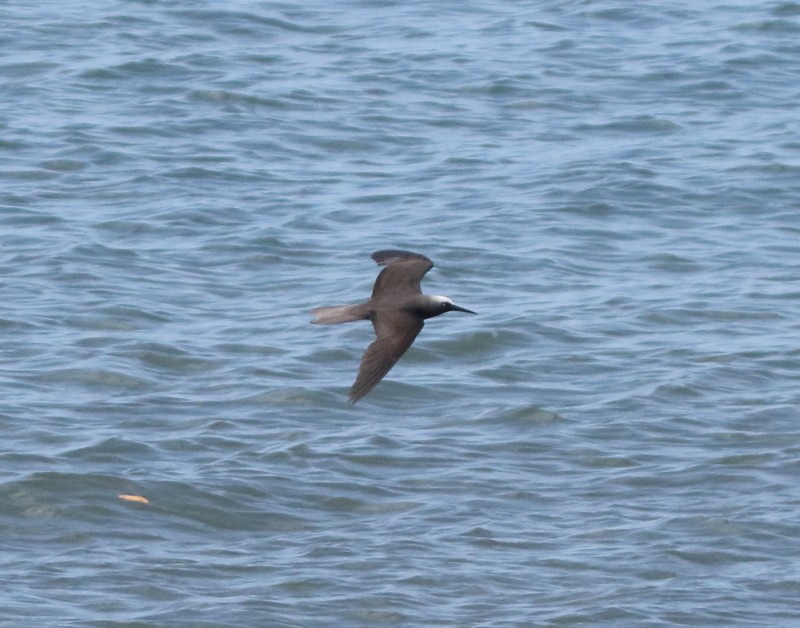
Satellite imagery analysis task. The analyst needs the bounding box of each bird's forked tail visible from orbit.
[311,304,368,324]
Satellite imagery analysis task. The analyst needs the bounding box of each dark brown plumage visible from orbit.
[311,250,475,403]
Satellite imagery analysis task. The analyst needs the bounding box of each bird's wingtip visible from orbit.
[371,249,433,267]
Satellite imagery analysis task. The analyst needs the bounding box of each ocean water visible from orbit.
[2,0,800,625]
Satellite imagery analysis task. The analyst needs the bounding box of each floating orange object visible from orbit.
[118,494,149,504]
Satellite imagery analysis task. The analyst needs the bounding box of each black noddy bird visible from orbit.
[312,250,476,403]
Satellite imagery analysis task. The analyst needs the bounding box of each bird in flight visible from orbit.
[312,250,475,403]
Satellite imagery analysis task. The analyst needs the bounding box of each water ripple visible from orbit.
[2,0,800,625]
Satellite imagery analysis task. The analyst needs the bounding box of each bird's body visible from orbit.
[312,250,475,403]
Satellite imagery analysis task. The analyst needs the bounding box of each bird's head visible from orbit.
[424,295,476,319]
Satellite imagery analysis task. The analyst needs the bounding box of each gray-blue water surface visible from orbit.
[2,0,800,625]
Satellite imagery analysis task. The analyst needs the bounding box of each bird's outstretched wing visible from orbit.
[348,312,423,403]
[370,250,433,299]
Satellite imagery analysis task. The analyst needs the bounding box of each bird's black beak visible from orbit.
[450,303,476,314]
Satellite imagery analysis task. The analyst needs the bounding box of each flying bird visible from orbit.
[312,250,475,403]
